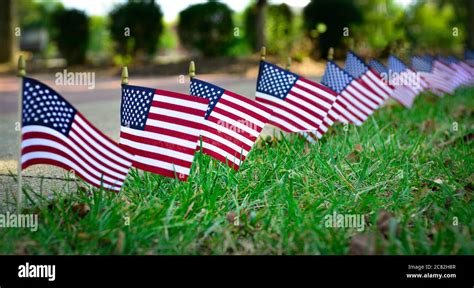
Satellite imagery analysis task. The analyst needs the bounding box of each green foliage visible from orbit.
[352,0,406,54]
[177,1,235,57]
[109,1,164,58]
[225,11,253,57]
[243,3,294,56]
[303,0,363,58]
[243,3,258,52]
[159,22,178,51]
[266,4,294,55]
[50,8,89,65]
[17,0,62,30]
[405,2,465,53]
[88,16,113,59]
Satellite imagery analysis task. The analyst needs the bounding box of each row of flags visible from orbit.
[19,51,474,192]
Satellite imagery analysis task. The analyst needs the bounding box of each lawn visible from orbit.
[1,88,473,255]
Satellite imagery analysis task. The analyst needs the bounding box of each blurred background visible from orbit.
[0,0,472,74]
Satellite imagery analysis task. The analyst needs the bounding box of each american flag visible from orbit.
[21,77,133,192]
[369,59,417,107]
[426,54,464,88]
[190,78,272,170]
[321,61,379,126]
[423,54,462,89]
[255,61,337,133]
[429,55,459,88]
[465,50,474,66]
[368,59,388,75]
[388,55,429,96]
[438,55,473,85]
[448,55,474,81]
[411,56,456,95]
[120,85,209,181]
[344,51,393,105]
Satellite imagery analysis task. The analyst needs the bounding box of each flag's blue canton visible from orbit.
[412,56,432,72]
[344,51,368,78]
[22,77,76,136]
[388,56,409,73]
[369,59,388,74]
[439,55,458,65]
[447,56,459,63]
[437,55,451,65]
[256,61,298,100]
[120,84,155,130]
[321,61,353,94]
[190,78,224,119]
[465,50,474,60]
[423,54,434,62]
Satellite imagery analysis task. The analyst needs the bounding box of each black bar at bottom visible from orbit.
[0,255,472,282]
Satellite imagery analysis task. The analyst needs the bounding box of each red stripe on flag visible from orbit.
[155,89,210,105]
[22,131,127,180]
[22,145,122,188]
[120,131,196,155]
[151,101,208,117]
[147,113,204,130]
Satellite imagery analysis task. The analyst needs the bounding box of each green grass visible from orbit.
[1,88,473,255]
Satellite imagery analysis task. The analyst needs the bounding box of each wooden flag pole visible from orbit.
[328,47,334,61]
[121,66,129,85]
[17,55,26,212]
[260,46,266,61]
[189,61,196,79]
[286,56,292,71]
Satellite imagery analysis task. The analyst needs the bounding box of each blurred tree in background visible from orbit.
[434,0,474,50]
[109,0,164,60]
[17,0,60,30]
[244,3,294,56]
[16,0,63,59]
[51,8,89,65]
[404,1,465,53]
[88,16,113,64]
[243,2,260,52]
[178,1,234,57]
[351,0,405,57]
[303,0,363,59]
[3,0,472,68]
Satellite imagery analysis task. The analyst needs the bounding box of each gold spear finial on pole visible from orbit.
[286,56,292,71]
[121,66,129,85]
[189,61,196,79]
[17,55,26,77]
[260,46,266,61]
[328,47,334,61]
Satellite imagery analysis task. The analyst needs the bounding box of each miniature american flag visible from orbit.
[120,85,209,181]
[190,78,272,170]
[411,56,456,95]
[255,61,337,133]
[438,56,473,85]
[321,61,380,126]
[465,50,474,66]
[344,51,393,105]
[426,54,464,90]
[369,59,418,107]
[21,77,133,192]
[448,55,474,81]
[388,55,428,96]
